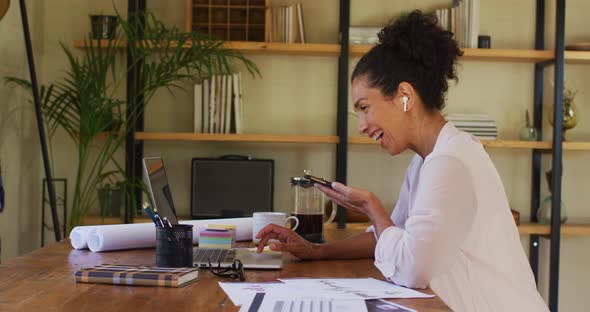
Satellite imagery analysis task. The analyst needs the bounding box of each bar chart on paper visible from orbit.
[241,293,367,312]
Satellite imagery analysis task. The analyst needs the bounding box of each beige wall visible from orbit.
[1,0,588,310]
[0,1,44,261]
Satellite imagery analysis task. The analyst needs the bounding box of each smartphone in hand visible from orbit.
[304,173,333,188]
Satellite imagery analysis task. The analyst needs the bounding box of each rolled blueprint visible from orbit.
[70,217,253,252]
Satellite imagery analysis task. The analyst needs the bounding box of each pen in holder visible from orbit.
[155,224,194,267]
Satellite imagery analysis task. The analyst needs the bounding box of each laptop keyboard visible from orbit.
[193,248,237,264]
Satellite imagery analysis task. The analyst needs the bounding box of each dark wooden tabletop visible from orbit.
[0,223,450,311]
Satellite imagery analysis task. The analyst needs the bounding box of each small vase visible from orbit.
[519,109,538,141]
[548,98,577,141]
[537,194,568,225]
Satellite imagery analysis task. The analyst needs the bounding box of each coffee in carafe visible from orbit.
[290,176,336,243]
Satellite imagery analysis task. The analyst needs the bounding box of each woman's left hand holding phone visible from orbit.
[316,182,394,236]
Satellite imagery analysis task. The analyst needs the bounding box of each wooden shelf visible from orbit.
[135,132,339,144]
[224,42,340,56]
[97,132,590,150]
[351,45,590,63]
[193,5,266,9]
[348,137,590,151]
[350,46,554,62]
[481,140,551,149]
[564,50,590,63]
[74,40,590,61]
[73,40,341,56]
[518,222,590,236]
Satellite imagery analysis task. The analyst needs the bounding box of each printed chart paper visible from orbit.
[278,278,434,299]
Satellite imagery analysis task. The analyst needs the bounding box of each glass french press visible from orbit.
[290,175,336,243]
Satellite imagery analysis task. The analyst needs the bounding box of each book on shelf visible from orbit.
[445,112,498,139]
[233,72,243,134]
[451,120,496,128]
[435,0,479,48]
[194,82,202,133]
[349,26,381,45]
[202,79,210,133]
[269,3,305,43]
[194,73,243,134]
[74,264,199,287]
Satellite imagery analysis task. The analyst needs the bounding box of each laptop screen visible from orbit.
[143,157,179,224]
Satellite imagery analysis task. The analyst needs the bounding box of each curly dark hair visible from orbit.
[351,10,463,111]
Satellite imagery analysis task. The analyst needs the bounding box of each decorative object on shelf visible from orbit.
[477,35,491,49]
[511,209,520,225]
[537,169,568,225]
[187,0,267,42]
[519,109,538,141]
[6,10,259,233]
[548,83,577,141]
[89,15,118,40]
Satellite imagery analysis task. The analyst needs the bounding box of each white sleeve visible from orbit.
[366,157,415,235]
[373,155,477,288]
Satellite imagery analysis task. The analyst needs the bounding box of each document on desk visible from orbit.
[238,292,368,312]
[219,282,355,306]
[278,278,434,299]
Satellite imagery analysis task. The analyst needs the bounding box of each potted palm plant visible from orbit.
[6,10,259,232]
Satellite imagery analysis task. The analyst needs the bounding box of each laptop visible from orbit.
[142,156,283,269]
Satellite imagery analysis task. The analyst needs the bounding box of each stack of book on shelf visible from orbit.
[434,0,480,48]
[268,3,305,43]
[349,26,382,45]
[446,113,498,140]
[75,264,199,287]
[194,73,243,134]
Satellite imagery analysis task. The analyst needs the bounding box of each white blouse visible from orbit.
[368,122,548,312]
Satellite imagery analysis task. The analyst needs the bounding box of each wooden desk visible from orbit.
[0,224,450,311]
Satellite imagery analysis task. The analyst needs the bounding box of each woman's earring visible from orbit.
[402,96,408,112]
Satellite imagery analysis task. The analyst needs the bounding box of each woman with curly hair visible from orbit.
[256,10,547,311]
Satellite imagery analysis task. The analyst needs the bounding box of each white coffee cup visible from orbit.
[252,212,299,243]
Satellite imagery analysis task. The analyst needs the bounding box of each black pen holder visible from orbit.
[155,224,194,267]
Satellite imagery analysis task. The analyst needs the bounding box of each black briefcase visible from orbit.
[190,155,274,219]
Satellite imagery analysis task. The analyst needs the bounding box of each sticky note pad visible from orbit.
[199,228,234,249]
[206,224,236,244]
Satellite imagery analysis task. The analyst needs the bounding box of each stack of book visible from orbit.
[434,0,480,48]
[268,3,305,43]
[349,26,381,45]
[194,73,243,134]
[445,113,498,140]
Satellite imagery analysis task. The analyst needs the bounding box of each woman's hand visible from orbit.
[255,224,319,259]
[316,182,394,234]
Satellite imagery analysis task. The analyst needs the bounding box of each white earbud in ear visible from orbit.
[402,96,408,112]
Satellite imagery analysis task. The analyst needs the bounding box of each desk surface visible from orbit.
[0,224,450,311]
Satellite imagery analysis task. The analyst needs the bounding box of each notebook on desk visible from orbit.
[142,156,283,269]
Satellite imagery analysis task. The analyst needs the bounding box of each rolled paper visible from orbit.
[69,226,94,250]
[70,217,252,252]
